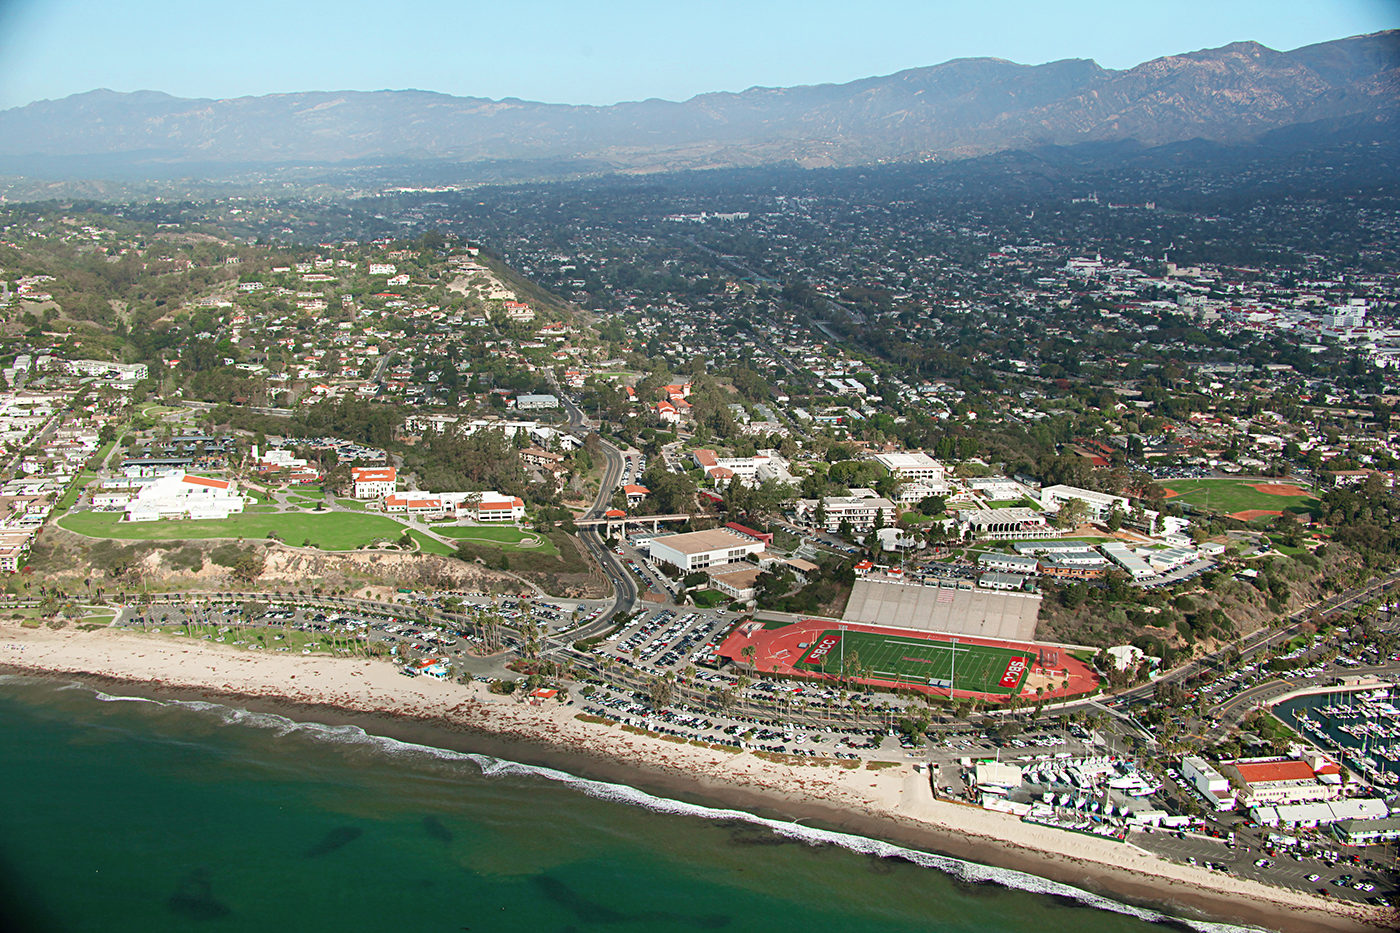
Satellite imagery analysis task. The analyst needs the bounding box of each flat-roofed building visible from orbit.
[1012,541,1106,563]
[871,452,947,489]
[796,493,896,533]
[66,359,148,382]
[977,553,1041,575]
[1041,484,1129,521]
[1182,756,1235,811]
[122,457,194,478]
[709,565,763,600]
[975,761,1023,791]
[1101,542,1156,579]
[648,528,765,572]
[1253,798,1388,828]
[514,393,559,410]
[124,473,244,522]
[1041,484,1161,532]
[1038,560,1105,580]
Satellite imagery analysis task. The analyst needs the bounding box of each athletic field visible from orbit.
[795,629,1029,695]
[713,618,1100,701]
[1162,478,1318,517]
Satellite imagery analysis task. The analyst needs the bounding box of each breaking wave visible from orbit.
[55,681,1263,932]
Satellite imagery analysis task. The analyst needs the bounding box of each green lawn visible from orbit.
[58,510,407,551]
[91,439,117,467]
[1162,478,1318,516]
[433,525,554,553]
[983,498,1041,510]
[56,471,98,511]
[799,629,1029,695]
[409,529,457,556]
[1266,535,1308,556]
[690,589,728,608]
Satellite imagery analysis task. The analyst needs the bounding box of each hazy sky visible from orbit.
[0,0,1394,110]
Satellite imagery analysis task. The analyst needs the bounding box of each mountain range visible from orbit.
[0,30,1395,181]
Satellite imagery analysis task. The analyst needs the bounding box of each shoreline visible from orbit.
[1,623,1391,933]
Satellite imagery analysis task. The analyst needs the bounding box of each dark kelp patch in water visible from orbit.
[423,815,453,844]
[533,874,729,928]
[167,869,231,921]
[304,826,363,858]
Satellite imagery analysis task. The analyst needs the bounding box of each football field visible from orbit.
[796,629,1030,695]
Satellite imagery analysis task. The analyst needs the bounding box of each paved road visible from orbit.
[1105,568,1400,709]
[558,392,636,635]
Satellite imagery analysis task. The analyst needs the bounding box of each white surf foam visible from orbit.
[59,684,1266,932]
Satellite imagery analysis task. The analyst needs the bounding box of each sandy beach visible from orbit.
[1,621,1392,933]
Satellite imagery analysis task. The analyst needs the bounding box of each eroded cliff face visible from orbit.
[29,532,608,601]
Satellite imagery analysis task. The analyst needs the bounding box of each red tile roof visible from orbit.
[1233,760,1315,785]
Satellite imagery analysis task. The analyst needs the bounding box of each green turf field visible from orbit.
[798,629,1030,695]
[1162,478,1319,515]
[433,525,555,553]
[58,510,405,551]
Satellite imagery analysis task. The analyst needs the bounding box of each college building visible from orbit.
[351,466,398,499]
[123,473,245,522]
[870,451,948,490]
[795,492,897,533]
[647,528,766,572]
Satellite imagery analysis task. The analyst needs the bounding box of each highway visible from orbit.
[1106,567,1400,709]
[558,391,637,634]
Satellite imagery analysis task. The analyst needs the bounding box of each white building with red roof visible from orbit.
[351,466,397,499]
[384,493,444,516]
[655,400,680,425]
[1222,755,1344,807]
[124,473,245,522]
[473,491,525,522]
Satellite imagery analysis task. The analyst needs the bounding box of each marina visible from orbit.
[1276,687,1400,788]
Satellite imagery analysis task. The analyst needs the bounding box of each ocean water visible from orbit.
[0,675,1253,933]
